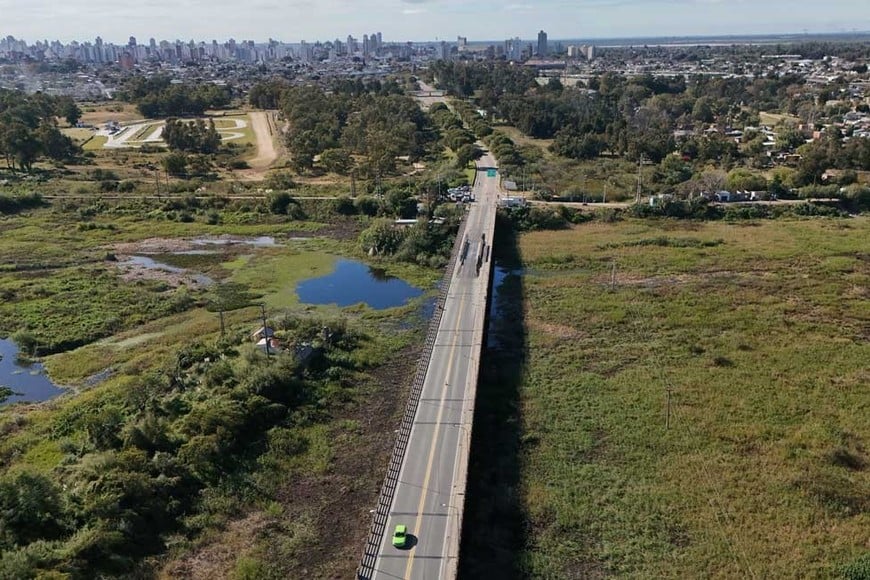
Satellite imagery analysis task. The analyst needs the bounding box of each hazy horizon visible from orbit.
[1,0,868,45]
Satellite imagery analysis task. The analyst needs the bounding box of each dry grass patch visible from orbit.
[512,216,870,578]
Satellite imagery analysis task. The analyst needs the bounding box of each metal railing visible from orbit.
[357,215,469,580]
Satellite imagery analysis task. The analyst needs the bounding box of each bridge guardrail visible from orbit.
[357,215,469,580]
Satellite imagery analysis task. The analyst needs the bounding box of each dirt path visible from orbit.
[243,110,280,178]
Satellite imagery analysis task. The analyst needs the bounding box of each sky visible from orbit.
[1,0,868,44]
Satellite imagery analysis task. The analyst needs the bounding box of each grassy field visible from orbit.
[464,216,869,578]
[759,111,802,126]
[496,125,556,159]
[79,102,141,125]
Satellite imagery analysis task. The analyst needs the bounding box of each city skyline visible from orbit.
[0,0,868,45]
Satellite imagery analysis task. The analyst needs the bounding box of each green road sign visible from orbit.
[487,169,497,177]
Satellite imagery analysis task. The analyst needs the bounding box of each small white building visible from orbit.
[498,196,527,208]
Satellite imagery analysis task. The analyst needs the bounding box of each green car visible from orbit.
[392,524,408,548]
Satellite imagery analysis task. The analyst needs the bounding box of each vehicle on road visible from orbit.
[392,524,409,548]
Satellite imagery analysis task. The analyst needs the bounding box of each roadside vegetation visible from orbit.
[464,214,869,578]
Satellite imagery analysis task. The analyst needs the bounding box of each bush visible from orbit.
[266,191,293,214]
[99,180,118,192]
[264,172,296,191]
[354,196,381,217]
[332,197,357,216]
[840,552,870,580]
[0,192,44,214]
[11,329,39,355]
[91,168,118,181]
[117,180,136,193]
[501,206,570,231]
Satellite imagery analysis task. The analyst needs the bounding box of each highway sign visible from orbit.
[487,169,497,177]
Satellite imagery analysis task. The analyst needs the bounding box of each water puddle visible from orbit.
[125,255,214,286]
[297,259,423,309]
[0,338,65,405]
[192,236,279,247]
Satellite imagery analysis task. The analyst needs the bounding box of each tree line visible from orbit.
[434,61,870,197]
[119,75,231,118]
[0,89,81,172]
[249,79,436,177]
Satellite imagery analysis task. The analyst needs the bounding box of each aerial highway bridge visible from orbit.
[358,152,500,580]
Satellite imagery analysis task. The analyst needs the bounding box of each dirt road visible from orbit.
[244,111,280,176]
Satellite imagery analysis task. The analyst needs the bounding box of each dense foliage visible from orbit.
[119,76,231,118]
[431,61,870,201]
[250,81,436,177]
[0,89,81,171]
[0,318,374,577]
[162,118,222,154]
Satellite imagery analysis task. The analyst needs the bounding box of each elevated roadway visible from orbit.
[359,152,500,579]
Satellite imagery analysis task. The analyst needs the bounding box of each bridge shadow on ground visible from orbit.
[459,213,528,579]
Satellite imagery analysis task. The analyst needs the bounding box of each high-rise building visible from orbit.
[363,34,370,56]
[439,40,450,61]
[537,30,548,56]
[504,37,522,61]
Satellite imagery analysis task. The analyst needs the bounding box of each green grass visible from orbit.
[464,162,477,185]
[759,111,801,126]
[222,114,256,146]
[229,249,338,309]
[82,135,108,151]
[61,127,97,143]
[496,125,555,158]
[475,217,870,578]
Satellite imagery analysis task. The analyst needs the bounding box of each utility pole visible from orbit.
[636,154,644,204]
[260,304,271,356]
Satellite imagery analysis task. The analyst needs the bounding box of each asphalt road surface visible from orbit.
[371,153,500,580]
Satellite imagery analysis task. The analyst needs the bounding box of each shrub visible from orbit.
[264,172,296,191]
[332,197,357,216]
[354,196,381,217]
[117,180,136,193]
[840,552,870,580]
[266,191,293,214]
[99,180,118,192]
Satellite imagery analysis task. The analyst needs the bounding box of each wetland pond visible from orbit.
[0,338,65,405]
[297,259,424,309]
